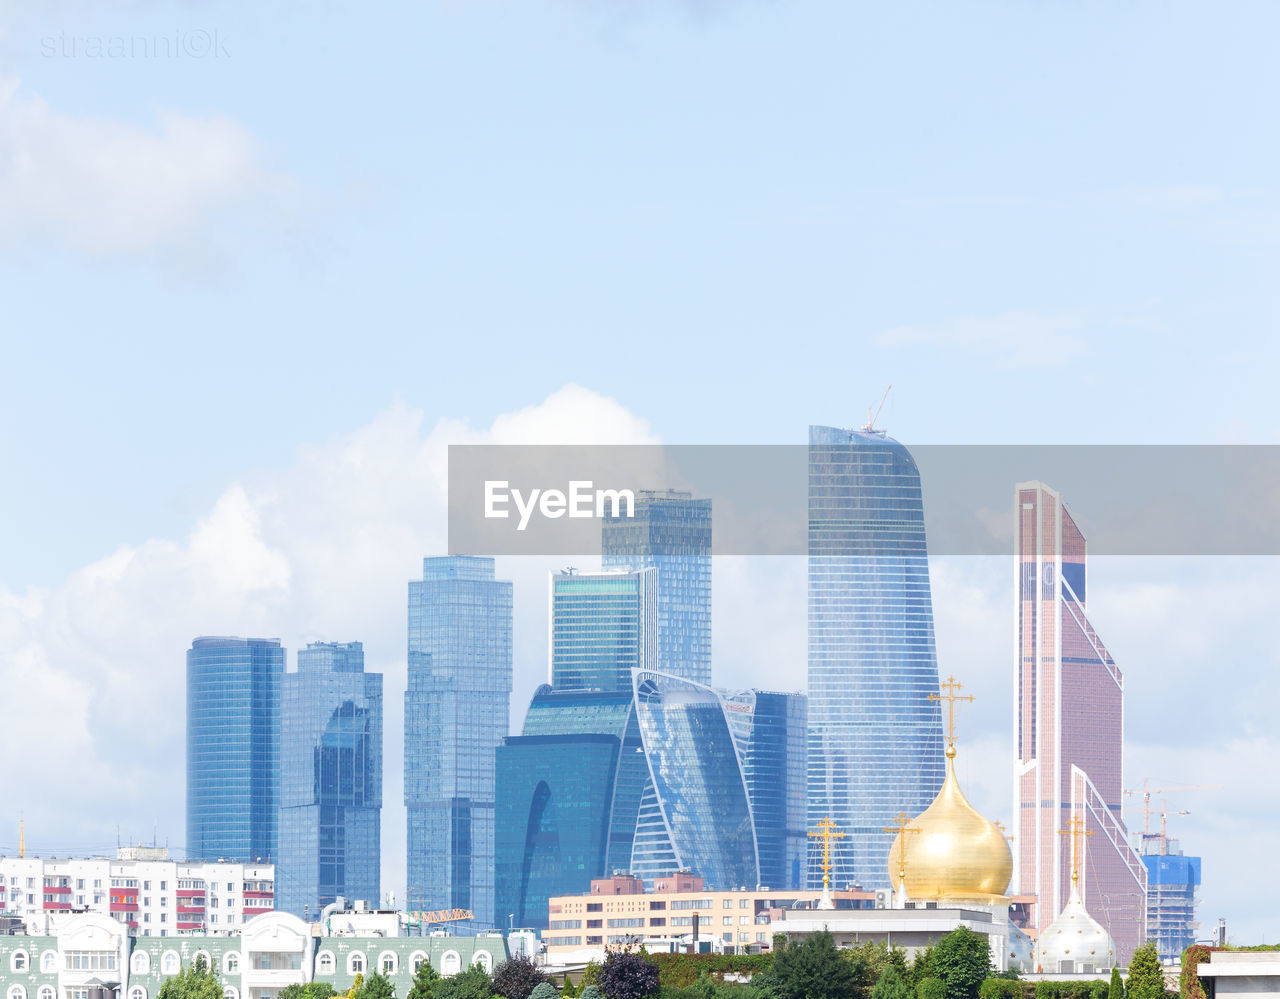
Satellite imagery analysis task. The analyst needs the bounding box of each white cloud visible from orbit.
[876,311,1088,368]
[0,77,280,259]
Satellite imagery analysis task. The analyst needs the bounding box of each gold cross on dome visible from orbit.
[883,812,919,888]
[1059,814,1094,885]
[929,675,975,751]
[808,816,845,892]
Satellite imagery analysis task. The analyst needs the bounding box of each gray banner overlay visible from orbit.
[448,444,1280,556]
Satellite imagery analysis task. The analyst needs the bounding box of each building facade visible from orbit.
[721,689,808,892]
[186,637,283,864]
[278,641,383,920]
[806,426,945,890]
[0,911,506,999]
[629,671,758,892]
[548,568,657,693]
[405,556,513,930]
[1013,482,1146,964]
[1141,842,1201,964]
[494,687,645,930]
[0,849,274,936]
[544,874,874,959]
[602,489,712,685]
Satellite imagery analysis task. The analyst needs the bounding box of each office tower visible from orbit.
[629,670,758,891]
[405,556,512,929]
[1140,838,1202,964]
[548,568,657,692]
[187,637,283,863]
[1014,481,1146,964]
[602,489,712,684]
[722,689,809,891]
[277,641,383,919]
[806,425,945,890]
[494,687,645,929]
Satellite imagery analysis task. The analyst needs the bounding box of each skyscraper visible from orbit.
[602,490,712,684]
[629,670,759,891]
[548,568,657,692]
[494,686,645,929]
[186,636,283,863]
[806,425,945,890]
[722,688,808,891]
[278,641,383,919]
[405,556,512,929]
[1014,481,1146,964]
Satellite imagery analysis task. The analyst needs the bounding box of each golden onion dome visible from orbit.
[887,745,1013,903]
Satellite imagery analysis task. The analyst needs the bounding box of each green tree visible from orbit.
[1125,942,1163,999]
[871,966,913,999]
[579,987,603,999]
[918,980,945,999]
[158,956,223,999]
[931,927,991,999]
[436,966,495,999]
[582,964,603,988]
[358,972,396,999]
[493,957,553,999]
[770,930,858,999]
[530,985,561,999]
[599,951,661,999]
[282,986,339,999]
[561,977,578,998]
[908,949,935,991]
[1107,967,1123,999]
[407,958,442,999]
[349,975,365,999]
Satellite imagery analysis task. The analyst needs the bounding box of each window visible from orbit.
[162,951,181,975]
[129,989,147,999]
[649,901,666,910]
[132,952,152,974]
[473,952,492,973]
[65,952,119,971]
[348,953,365,976]
[10,951,28,973]
[39,989,55,999]
[723,899,733,909]
[441,951,461,976]
[224,952,240,975]
[379,952,397,975]
[41,951,57,973]
[317,952,335,975]
[409,953,427,974]
[9,986,27,999]
[223,991,238,999]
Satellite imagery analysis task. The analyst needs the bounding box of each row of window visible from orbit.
[315,949,493,977]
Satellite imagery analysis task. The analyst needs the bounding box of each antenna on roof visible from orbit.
[862,383,893,432]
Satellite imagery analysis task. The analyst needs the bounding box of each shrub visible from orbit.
[919,979,946,999]
[599,952,661,999]
[493,957,552,999]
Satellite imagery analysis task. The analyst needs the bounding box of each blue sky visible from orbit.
[1,0,1277,945]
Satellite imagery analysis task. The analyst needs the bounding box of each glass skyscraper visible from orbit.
[494,687,645,929]
[549,568,657,692]
[186,636,283,863]
[602,490,712,685]
[722,688,808,891]
[278,641,382,919]
[807,425,945,890]
[405,556,512,929]
[630,670,758,891]
[1014,481,1146,965]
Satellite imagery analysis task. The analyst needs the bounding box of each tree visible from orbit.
[349,975,365,999]
[871,966,913,999]
[599,951,661,999]
[493,956,553,999]
[283,986,339,999]
[408,959,442,999]
[530,986,561,999]
[931,927,991,999]
[561,976,578,998]
[770,930,858,999]
[1107,968,1123,999]
[158,955,223,999]
[579,987,603,999]
[908,949,935,991]
[918,980,945,999]
[436,965,495,999]
[358,972,396,999]
[1125,942,1163,999]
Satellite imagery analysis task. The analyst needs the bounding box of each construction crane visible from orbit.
[1122,779,1220,855]
[862,383,893,433]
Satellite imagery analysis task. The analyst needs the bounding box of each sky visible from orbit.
[1,0,1278,947]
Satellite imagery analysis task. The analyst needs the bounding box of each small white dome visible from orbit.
[1034,886,1115,974]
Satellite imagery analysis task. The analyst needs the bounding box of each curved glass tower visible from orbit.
[807,425,945,889]
[630,670,758,891]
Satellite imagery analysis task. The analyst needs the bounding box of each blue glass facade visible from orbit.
[186,636,283,863]
[807,426,945,889]
[630,671,758,891]
[602,490,712,685]
[494,687,644,929]
[405,556,512,930]
[278,641,383,919]
[722,689,808,891]
[549,569,657,693]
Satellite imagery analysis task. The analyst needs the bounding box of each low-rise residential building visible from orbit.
[544,874,875,960]
[0,849,274,937]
